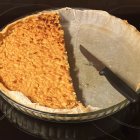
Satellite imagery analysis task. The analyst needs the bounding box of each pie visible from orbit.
[2,8,139,115]
[0,12,90,113]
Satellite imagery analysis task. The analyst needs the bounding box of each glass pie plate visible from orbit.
[1,6,139,122]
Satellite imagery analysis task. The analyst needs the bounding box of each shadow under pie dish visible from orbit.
[0,7,140,122]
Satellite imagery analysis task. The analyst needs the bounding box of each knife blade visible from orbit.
[80,45,139,103]
[80,45,105,72]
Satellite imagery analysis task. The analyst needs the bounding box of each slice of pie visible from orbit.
[0,12,89,113]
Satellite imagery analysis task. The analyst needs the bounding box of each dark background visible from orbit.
[1,0,140,14]
[1,0,140,140]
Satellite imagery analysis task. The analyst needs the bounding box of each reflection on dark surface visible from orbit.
[0,94,140,140]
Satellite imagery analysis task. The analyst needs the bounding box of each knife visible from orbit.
[80,45,139,103]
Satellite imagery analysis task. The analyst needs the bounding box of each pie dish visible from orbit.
[0,7,140,121]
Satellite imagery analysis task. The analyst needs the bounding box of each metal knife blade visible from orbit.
[80,45,105,71]
[80,44,139,103]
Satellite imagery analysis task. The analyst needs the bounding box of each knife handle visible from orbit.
[99,67,139,103]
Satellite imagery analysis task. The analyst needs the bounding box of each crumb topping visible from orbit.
[0,13,79,109]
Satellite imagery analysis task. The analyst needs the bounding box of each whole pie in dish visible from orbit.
[0,12,90,113]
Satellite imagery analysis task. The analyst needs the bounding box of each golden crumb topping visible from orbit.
[0,13,79,109]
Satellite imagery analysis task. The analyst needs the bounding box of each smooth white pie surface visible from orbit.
[60,8,140,109]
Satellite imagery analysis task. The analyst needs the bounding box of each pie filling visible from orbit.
[0,12,82,109]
